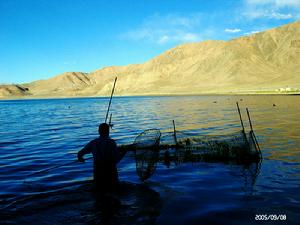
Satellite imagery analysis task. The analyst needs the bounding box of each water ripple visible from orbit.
[0,96,299,223]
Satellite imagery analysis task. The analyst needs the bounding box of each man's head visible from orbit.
[98,123,109,137]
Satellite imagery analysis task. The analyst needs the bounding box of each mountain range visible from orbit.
[1,20,300,98]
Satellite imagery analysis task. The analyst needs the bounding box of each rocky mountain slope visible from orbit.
[1,20,299,98]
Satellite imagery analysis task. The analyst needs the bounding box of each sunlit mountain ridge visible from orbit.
[1,20,300,98]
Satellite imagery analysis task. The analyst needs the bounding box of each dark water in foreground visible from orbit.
[0,96,299,224]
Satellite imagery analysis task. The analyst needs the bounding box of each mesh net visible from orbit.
[160,130,259,160]
[133,129,161,181]
[133,129,161,149]
[122,128,260,181]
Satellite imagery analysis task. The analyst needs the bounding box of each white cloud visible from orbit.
[182,33,200,41]
[268,11,293,19]
[124,29,152,41]
[121,14,203,44]
[244,30,260,35]
[158,35,169,44]
[156,32,200,45]
[244,0,300,19]
[246,0,300,8]
[225,28,242,33]
[245,9,293,19]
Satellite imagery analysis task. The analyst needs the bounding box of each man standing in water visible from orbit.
[77,123,124,192]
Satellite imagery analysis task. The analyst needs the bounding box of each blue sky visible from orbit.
[0,0,299,84]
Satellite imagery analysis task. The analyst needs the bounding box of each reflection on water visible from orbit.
[0,95,300,224]
[135,147,262,196]
[1,181,162,225]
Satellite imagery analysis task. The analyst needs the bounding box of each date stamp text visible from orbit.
[255,214,286,221]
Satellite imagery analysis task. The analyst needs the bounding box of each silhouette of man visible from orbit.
[78,123,125,192]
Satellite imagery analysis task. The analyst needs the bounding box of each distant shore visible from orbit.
[1,91,300,100]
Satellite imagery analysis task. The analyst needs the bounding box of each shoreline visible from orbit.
[1,92,299,101]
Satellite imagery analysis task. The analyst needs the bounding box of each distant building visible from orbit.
[278,87,293,92]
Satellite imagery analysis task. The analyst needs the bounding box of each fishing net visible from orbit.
[133,129,161,181]
[133,129,161,149]
[160,130,260,162]
[124,128,260,181]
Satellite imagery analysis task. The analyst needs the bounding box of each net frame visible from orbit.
[133,129,161,181]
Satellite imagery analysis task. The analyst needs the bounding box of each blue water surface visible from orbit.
[0,96,299,224]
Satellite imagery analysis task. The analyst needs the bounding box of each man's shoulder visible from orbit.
[90,138,99,144]
[107,138,117,145]
[96,137,116,144]
[87,138,102,146]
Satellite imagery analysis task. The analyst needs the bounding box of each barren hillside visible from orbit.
[1,20,299,98]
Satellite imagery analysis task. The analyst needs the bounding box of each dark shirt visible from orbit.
[78,136,121,191]
[78,137,119,164]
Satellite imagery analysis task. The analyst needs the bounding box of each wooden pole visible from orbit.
[25,156,93,179]
[236,102,251,150]
[105,77,117,123]
[246,108,254,131]
[109,113,113,127]
[246,108,261,153]
[236,102,245,133]
[172,120,178,145]
[25,78,118,182]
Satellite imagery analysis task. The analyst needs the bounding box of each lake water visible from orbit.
[0,96,299,224]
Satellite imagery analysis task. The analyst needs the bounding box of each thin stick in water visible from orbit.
[172,120,177,145]
[246,108,261,153]
[25,156,93,181]
[109,113,113,127]
[236,102,245,132]
[246,108,254,131]
[105,77,117,123]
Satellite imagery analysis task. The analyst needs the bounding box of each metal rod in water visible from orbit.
[105,77,117,123]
